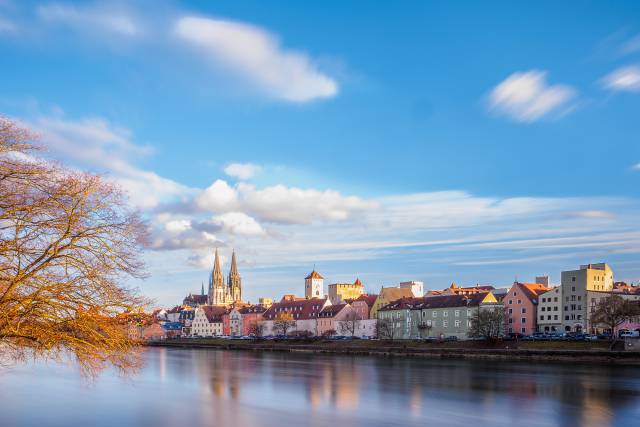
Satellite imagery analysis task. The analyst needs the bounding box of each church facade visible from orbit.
[208,249,243,306]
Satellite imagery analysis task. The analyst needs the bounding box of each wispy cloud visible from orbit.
[224,162,261,180]
[0,16,15,33]
[28,114,194,209]
[488,70,576,122]
[601,65,640,92]
[36,2,141,37]
[173,16,338,102]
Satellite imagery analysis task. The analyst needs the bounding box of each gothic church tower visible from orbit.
[227,250,242,303]
[209,248,226,305]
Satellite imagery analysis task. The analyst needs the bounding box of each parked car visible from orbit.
[620,331,640,338]
[445,336,459,341]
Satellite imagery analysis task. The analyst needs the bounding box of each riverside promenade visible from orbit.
[147,338,640,365]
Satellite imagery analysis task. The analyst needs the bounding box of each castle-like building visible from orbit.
[208,248,243,306]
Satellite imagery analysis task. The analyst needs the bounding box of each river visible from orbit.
[1,347,639,427]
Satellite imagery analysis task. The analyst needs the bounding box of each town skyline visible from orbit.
[1,1,640,306]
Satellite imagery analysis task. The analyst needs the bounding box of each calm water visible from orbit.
[1,348,640,427]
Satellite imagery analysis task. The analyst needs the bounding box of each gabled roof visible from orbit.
[378,297,422,311]
[263,297,328,320]
[306,270,324,280]
[238,304,268,314]
[513,282,551,302]
[348,294,378,307]
[200,305,228,323]
[318,304,348,318]
[379,287,413,301]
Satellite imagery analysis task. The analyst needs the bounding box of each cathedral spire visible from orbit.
[227,249,242,303]
[201,281,205,296]
[209,248,225,305]
[230,250,239,277]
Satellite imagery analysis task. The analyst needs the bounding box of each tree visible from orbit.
[247,321,266,338]
[0,117,149,376]
[590,295,640,339]
[376,318,396,340]
[468,307,504,340]
[272,311,296,336]
[338,311,359,337]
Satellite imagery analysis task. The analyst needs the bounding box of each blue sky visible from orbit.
[2,1,640,306]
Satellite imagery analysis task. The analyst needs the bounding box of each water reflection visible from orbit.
[1,348,639,427]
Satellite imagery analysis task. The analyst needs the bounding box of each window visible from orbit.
[517,300,522,304]
[443,320,448,327]
[521,318,526,324]
[540,315,544,321]
[508,300,513,305]
[565,315,569,320]
[455,310,460,317]
[509,318,513,324]
[554,307,558,311]
[432,312,437,317]
[577,296,581,301]
[554,315,558,320]
[522,308,527,314]
[508,308,513,314]
[455,320,460,327]
[443,311,448,317]
[572,277,576,282]
[541,307,545,312]
[547,315,551,320]
[577,315,582,320]
[554,297,558,302]
[572,286,576,292]
[521,327,526,333]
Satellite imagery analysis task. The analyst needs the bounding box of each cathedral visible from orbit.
[208,248,243,306]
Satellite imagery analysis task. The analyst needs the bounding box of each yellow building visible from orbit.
[258,297,273,308]
[328,278,365,304]
[369,286,414,319]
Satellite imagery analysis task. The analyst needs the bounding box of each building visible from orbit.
[261,296,331,336]
[348,294,378,320]
[504,282,550,335]
[208,248,244,306]
[305,270,324,299]
[183,282,209,306]
[228,305,268,337]
[536,276,550,286]
[399,281,424,297]
[192,306,227,337]
[328,278,365,304]
[414,292,501,339]
[537,287,562,332]
[317,304,355,336]
[370,287,414,319]
[258,297,274,308]
[561,263,613,332]
[377,293,501,340]
[587,290,640,333]
[430,283,496,296]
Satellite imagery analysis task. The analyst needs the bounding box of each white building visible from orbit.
[191,306,226,337]
[400,281,424,297]
[537,287,562,332]
[305,270,324,299]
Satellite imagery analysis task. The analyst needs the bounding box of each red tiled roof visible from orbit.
[201,306,228,323]
[352,294,377,307]
[238,304,268,314]
[263,297,328,320]
[318,304,347,318]
[514,282,551,302]
[380,292,495,311]
[305,270,324,280]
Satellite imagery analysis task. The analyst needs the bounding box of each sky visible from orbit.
[2,0,640,306]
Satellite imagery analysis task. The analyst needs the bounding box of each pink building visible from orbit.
[317,304,355,337]
[348,294,378,320]
[504,282,550,336]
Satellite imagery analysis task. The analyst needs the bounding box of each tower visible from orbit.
[209,248,226,305]
[227,250,242,303]
[305,269,324,299]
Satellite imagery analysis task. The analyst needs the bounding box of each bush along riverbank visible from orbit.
[146,338,640,365]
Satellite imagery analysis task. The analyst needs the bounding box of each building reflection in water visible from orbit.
[143,348,640,427]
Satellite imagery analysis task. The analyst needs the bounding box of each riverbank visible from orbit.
[147,338,640,365]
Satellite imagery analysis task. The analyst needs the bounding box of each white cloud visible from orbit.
[30,115,194,209]
[210,212,265,236]
[488,70,576,122]
[224,162,261,180]
[601,65,640,92]
[173,16,338,102]
[195,180,376,224]
[37,3,140,37]
[634,163,640,171]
